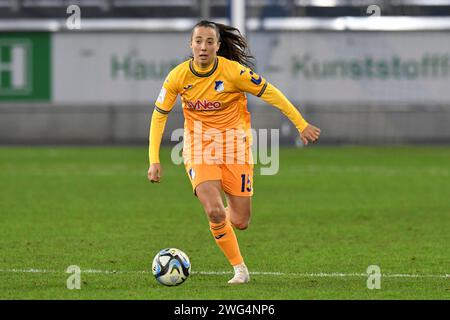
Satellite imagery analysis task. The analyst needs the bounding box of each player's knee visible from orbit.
[230,208,251,230]
[205,204,226,223]
[233,219,249,230]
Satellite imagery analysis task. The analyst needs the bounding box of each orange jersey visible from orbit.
[150,56,309,165]
[155,56,266,164]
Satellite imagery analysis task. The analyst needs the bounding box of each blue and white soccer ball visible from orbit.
[152,248,191,286]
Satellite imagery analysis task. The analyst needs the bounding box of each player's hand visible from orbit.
[300,124,321,146]
[148,163,162,183]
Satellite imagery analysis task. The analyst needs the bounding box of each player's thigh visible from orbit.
[196,180,226,223]
[221,163,254,197]
[184,163,221,196]
[225,193,252,230]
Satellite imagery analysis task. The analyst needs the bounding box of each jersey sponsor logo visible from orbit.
[157,87,166,104]
[186,99,222,111]
[214,80,224,92]
[249,71,262,85]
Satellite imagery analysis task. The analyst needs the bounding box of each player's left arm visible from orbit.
[259,83,320,145]
[234,64,321,145]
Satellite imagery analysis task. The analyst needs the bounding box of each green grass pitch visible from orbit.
[0,146,449,299]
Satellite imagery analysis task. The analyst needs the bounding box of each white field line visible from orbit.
[0,269,448,279]
[1,165,449,177]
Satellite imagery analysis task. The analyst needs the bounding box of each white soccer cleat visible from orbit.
[228,263,250,284]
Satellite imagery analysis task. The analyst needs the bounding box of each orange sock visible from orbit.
[210,220,243,266]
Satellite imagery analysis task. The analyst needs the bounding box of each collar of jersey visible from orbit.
[189,58,219,77]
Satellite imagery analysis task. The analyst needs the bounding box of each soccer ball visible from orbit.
[152,248,191,286]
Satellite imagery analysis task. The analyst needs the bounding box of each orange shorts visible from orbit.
[184,162,254,197]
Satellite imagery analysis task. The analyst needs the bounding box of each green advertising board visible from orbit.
[0,32,51,102]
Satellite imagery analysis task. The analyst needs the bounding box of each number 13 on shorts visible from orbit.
[241,174,252,193]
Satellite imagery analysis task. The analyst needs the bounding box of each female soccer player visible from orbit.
[148,20,321,284]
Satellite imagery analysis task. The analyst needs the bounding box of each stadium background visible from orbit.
[0,0,449,300]
[1,0,450,144]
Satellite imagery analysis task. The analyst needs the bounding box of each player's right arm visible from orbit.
[148,70,179,183]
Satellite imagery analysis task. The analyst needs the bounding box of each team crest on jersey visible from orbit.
[214,80,224,92]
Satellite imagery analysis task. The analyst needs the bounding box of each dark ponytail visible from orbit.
[192,20,255,69]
